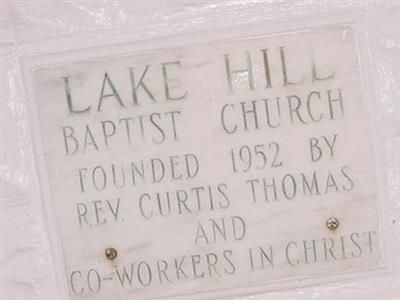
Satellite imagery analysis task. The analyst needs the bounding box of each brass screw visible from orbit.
[105,247,118,260]
[326,217,339,230]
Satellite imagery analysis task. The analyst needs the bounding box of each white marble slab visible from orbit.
[28,24,385,300]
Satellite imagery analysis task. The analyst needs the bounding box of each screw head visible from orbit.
[326,217,339,230]
[105,247,118,260]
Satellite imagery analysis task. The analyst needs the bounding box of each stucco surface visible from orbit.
[1,1,399,300]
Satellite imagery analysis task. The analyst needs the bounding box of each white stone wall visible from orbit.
[1,1,399,299]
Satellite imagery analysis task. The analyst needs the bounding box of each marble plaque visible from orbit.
[28,24,385,300]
